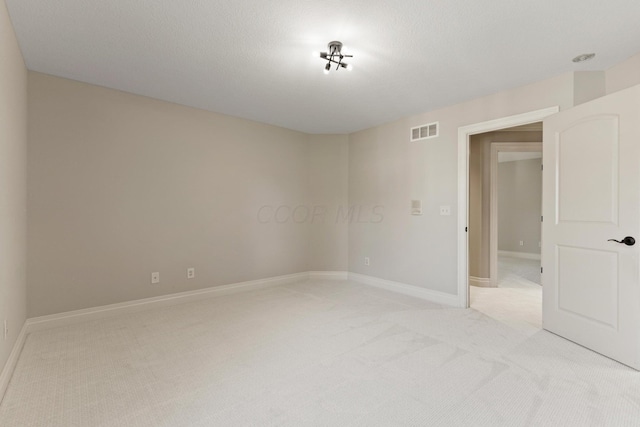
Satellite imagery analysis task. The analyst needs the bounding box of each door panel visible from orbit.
[557,116,618,224]
[556,245,618,329]
[543,85,640,370]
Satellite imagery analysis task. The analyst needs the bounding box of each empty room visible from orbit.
[2,1,640,426]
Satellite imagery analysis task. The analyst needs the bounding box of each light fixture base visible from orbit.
[328,41,343,53]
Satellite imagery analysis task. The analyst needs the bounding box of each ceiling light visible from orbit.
[317,41,353,74]
[572,53,596,63]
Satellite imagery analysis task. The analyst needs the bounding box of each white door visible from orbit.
[542,85,640,370]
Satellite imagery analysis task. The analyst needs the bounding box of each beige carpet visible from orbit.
[471,256,542,335]
[1,279,639,426]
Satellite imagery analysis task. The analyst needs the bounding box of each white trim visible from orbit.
[498,250,541,261]
[308,271,349,280]
[490,142,542,286]
[26,272,309,333]
[469,276,494,288]
[349,273,461,307]
[0,322,28,405]
[457,106,559,308]
[0,269,438,401]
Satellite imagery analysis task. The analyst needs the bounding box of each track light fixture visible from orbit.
[317,41,353,74]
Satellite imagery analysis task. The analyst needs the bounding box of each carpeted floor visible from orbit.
[471,256,542,334]
[497,256,541,287]
[1,279,639,426]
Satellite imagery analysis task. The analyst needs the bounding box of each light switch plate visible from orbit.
[411,200,423,215]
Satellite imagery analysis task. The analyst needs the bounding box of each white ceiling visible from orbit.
[6,1,640,134]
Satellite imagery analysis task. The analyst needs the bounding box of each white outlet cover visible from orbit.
[187,268,195,278]
[151,272,160,284]
[439,206,451,216]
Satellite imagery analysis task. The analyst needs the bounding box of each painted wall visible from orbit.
[0,0,27,375]
[307,134,349,272]
[468,132,541,279]
[498,158,542,254]
[27,73,348,317]
[348,73,574,295]
[25,46,640,316]
[606,52,640,95]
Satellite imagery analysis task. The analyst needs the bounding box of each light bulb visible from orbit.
[346,64,353,71]
[312,51,319,58]
[324,63,331,74]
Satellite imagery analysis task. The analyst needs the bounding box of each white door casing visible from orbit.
[457,106,559,308]
[542,85,640,369]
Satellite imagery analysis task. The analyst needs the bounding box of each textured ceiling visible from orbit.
[6,0,640,134]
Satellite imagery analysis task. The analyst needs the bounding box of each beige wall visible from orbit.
[498,158,542,254]
[348,73,573,293]
[0,0,27,374]
[22,41,640,316]
[606,52,640,95]
[27,73,348,317]
[573,71,606,106]
[307,134,349,271]
[468,135,486,279]
[468,132,541,278]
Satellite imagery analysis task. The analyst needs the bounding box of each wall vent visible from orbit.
[410,122,439,141]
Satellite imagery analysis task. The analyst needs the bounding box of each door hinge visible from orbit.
[465,227,468,232]
[541,216,543,222]
[541,267,543,274]
[541,164,544,171]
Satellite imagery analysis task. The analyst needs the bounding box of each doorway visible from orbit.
[458,88,640,369]
[456,106,558,310]
[467,127,543,332]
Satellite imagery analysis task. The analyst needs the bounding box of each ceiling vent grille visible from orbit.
[410,122,439,141]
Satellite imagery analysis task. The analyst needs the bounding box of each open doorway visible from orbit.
[467,124,543,334]
[456,106,558,310]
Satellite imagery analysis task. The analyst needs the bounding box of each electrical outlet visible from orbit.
[364,257,370,266]
[151,272,160,284]
[439,206,451,216]
[3,319,7,341]
[519,240,524,246]
[187,268,195,279]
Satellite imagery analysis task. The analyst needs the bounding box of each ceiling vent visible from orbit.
[411,122,439,141]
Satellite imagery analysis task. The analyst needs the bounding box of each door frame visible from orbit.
[489,142,542,287]
[457,106,559,308]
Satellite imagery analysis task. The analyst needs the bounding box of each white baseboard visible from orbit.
[469,276,495,288]
[0,322,28,405]
[308,271,348,280]
[2,270,349,401]
[348,273,461,307]
[498,250,541,261]
[5,269,454,400]
[26,272,310,333]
